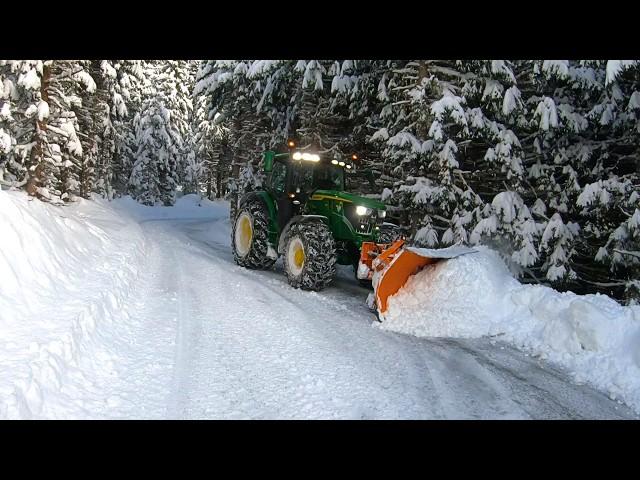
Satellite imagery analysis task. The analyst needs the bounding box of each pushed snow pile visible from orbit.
[0,190,146,418]
[380,246,640,413]
[381,247,519,337]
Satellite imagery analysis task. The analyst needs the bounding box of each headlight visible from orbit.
[292,151,320,162]
[356,205,371,216]
[378,209,386,218]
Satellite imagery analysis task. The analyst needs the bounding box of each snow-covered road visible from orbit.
[101,207,636,419]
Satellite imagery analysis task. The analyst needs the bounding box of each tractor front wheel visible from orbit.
[283,221,337,291]
[232,200,276,269]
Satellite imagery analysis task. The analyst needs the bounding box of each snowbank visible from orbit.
[0,190,149,418]
[379,246,640,413]
[0,191,228,418]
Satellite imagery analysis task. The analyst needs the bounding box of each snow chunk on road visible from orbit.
[380,246,640,413]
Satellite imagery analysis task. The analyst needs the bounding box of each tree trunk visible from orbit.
[415,60,429,140]
[216,170,222,198]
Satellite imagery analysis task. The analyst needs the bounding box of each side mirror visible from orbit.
[263,151,274,173]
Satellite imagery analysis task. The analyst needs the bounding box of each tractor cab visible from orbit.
[264,150,354,230]
[265,150,348,194]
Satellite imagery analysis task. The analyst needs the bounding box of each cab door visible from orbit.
[267,159,293,230]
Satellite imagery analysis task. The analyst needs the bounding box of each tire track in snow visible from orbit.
[442,338,632,419]
[104,214,636,419]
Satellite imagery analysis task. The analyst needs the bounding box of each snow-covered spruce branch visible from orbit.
[613,249,640,260]
[582,280,629,287]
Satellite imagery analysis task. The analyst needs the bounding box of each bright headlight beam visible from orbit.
[356,205,370,216]
[331,159,339,165]
[292,151,320,162]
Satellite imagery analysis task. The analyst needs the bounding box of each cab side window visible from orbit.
[270,161,287,194]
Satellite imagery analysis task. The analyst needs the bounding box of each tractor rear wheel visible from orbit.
[232,200,276,269]
[283,221,337,291]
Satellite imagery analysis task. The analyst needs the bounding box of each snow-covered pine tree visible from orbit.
[495,60,638,297]
[150,60,197,193]
[129,98,180,206]
[192,66,229,198]
[85,60,146,199]
[72,60,107,199]
[510,61,593,283]
[195,60,272,215]
[373,61,486,248]
[570,60,640,302]
[329,60,389,183]
[462,60,543,276]
[0,61,97,202]
[0,61,43,190]
[42,61,98,202]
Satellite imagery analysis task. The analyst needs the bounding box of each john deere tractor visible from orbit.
[231,147,401,290]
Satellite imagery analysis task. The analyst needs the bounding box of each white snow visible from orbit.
[0,102,12,120]
[0,128,12,153]
[18,69,40,91]
[37,100,49,122]
[502,86,522,116]
[0,191,636,419]
[379,246,640,413]
[0,190,146,418]
[0,191,231,419]
[73,71,97,93]
[606,60,638,85]
[542,60,569,79]
[534,97,559,131]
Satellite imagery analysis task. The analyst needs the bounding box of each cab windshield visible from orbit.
[294,162,345,192]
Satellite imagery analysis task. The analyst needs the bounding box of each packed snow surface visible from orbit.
[381,246,640,413]
[0,190,637,419]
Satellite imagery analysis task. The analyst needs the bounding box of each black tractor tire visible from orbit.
[283,221,337,291]
[231,199,277,270]
[377,224,403,244]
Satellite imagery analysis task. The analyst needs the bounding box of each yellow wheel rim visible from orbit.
[287,237,305,276]
[294,244,305,269]
[235,212,253,256]
[241,216,252,243]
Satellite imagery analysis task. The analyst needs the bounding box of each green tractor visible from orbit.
[231,147,401,290]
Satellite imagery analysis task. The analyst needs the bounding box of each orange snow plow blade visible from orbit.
[360,240,477,319]
[375,247,437,315]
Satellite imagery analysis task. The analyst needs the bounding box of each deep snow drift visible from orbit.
[380,246,640,413]
[0,190,224,418]
[0,190,146,418]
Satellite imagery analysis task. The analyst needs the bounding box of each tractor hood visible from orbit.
[311,190,386,210]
